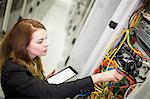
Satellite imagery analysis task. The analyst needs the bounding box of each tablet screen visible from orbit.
[47,66,78,84]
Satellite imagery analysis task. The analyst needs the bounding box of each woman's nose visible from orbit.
[44,40,49,47]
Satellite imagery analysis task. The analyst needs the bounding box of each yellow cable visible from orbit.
[92,30,128,97]
[107,48,117,58]
[94,87,103,93]
[135,16,142,28]
[130,15,138,28]
[127,32,143,56]
[107,29,129,71]
[106,30,126,58]
[94,85,103,92]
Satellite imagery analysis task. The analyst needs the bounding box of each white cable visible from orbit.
[142,61,150,68]
[124,83,142,99]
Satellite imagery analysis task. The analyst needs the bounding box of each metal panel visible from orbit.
[6,0,24,33]
[67,0,141,78]
[1,0,13,34]
[0,0,7,36]
[86,0,141,76]
[135,19,150,49]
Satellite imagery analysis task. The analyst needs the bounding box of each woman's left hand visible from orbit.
[45,69,56,80]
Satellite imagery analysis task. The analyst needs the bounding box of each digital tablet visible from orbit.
[47,66,78,84]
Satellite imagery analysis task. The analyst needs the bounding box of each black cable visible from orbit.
[121,47,138,69]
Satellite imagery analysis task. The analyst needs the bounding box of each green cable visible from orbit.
[127,32,135,48]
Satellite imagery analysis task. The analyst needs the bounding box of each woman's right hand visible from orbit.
[91,69,123,83]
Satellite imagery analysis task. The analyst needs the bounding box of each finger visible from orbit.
[47,73,54,78]
[51,70,56,75]
[113,77,119,82]
[116,72,124,81]
[116,68,125,76]
[45,70,56,80]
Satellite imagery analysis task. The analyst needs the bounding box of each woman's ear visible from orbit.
[26,46,29,50]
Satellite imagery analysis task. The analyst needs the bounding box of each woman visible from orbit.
[0,19,123,98]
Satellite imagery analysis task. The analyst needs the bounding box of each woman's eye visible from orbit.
[37,41,43,44]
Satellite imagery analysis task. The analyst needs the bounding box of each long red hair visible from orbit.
[0,19,46,79]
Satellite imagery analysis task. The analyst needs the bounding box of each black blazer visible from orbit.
[1,59,94,98]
